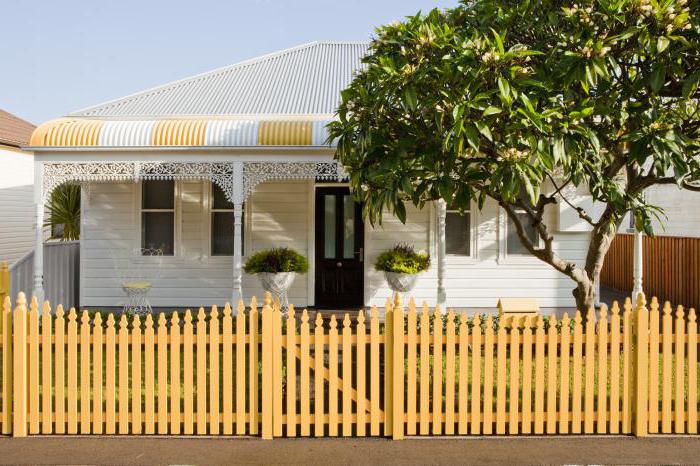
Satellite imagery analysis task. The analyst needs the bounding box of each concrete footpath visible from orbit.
[1,436,699,465]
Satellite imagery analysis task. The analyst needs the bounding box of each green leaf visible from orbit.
[553,137,565,163]
[497,77,511,104]
[657,36,670,53]
[482,106,502,116]
[475,121,493,141]
[464,125,480,150]
[403,86,417,111]
[490,28,505,54]
[649,66,665,92]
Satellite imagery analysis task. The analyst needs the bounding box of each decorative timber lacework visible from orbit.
[42,160,346,203]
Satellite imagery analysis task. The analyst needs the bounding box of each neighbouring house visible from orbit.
[0,109,35,265]
[27,41,598,311]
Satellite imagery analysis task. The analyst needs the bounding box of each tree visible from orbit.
[45,183,81,241]
[329,0,700,310]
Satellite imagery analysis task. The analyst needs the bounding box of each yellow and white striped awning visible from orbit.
[29,118,333,148]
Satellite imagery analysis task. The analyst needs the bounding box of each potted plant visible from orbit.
[375,243,430,295]
[243,247,309,306]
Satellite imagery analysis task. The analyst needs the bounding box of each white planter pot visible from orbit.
[384,271,419,294]
[258,272,296,298]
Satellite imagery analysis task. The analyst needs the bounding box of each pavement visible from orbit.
[1,435,700,465]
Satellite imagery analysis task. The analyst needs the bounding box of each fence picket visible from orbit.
[78,311,91,433]
[584,309,595,434]
[559,314,570,434]
[42,302,53,434]
[272,301,283,438]
[622,298,633,433]
[356,311,367,437]
[384,299,393,437]
[12,294,27,437]
[458,312,468,435]
[534,315,545,434]
[170,312,181,435]
[158,313,169,434]
[28,298,39,434]
[328,315,339,437]
[343,314,353,437]
[597,306,608,434]
[521,317,533,434]
[92,313,103,435]
[688,308,697,434]
[1,297,12,435]
[223,304,233,435]
[432,305,443,435]
[674,306,685,433]
[209,307,220,435]
[104,313,115,434]
[445,310,456,435]
[419,303,430,435]
[300,309,310,436]
[662,301,673,433]
[483,315,494,435]
[144,315,155,434]
[131,315,142,434]
[249,298,259,435]
[287,307,297,437]
[370,307,380,436]
[648,298,660,433]
[196,308,207,434]
[508,317,520,435]
[571,311,583,434]
[67,308,78,434]
[495,320,507,435]
[547,315,558,434]
[236,302,246,435]
[117,315,129,434]
[609,303,621,434]
[183,310,194,435]
[406,301,417,436]
[314,312,325,437]
[470,316,482,435]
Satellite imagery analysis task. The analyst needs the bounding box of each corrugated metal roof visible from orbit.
[70,41,368,118]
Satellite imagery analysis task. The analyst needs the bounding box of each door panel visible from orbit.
[315,187,364,308]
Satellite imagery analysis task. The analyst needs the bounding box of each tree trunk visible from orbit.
[572,277,596,312]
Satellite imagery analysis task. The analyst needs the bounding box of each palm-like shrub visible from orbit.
[243,247,309,274]
[44,183,81,241]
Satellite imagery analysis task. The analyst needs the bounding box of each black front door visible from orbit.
[315,187,364,308]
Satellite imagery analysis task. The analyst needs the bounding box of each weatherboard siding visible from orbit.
[82,181,589,309]
[0,146,34,265]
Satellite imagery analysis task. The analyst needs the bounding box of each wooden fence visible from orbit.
[0,291,699,438]
[601,233,700,311]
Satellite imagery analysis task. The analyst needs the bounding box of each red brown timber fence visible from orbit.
[601,233,700,311]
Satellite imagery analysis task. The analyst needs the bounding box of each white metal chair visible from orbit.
[111,247,163,314]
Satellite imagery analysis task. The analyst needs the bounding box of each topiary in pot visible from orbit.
[244,247,309,308]
[374,243,430,294]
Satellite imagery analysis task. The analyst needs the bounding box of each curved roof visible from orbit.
[70,41,368,118]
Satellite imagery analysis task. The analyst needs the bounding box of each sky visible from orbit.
[1,0,458,125]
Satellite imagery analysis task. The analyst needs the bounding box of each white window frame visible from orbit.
[498,207,544,264]
[431,200,479,265]
[136,179,180,258]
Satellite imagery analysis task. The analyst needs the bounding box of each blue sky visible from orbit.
[1,0,458,124]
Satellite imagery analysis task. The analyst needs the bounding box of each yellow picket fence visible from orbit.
[0,290,699,438]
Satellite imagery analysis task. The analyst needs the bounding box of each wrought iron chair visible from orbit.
[111,247,163,314]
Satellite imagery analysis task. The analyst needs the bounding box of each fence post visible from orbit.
[261,293,273,439]
[633,293,649,437]
[12,292,28,437]
[0,262,8,303]
[392,294,405,440]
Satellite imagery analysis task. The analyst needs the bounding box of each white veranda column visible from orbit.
[437,199,447,308]
[33,161,45,304]
[632,228,644,301]
[231,161,244,305]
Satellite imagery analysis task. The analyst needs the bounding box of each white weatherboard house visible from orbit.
[0,109,35,265]
[27,41,595,311]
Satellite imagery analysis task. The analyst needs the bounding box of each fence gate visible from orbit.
[263,304,389,438]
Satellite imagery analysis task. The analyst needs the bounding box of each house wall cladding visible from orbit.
[0,147,34,265]
[81,181,591,309]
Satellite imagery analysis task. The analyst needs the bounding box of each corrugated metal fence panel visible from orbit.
[9,241,80,308]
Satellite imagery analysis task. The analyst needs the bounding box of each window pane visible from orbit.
[141,212,174,255]
[324,195,336,259]
[507,212,538,255]
[343,195,355,259]
[212,183,234,210]
[211,212,234,256]
[142,180,174,209]
[445,211,471,255]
